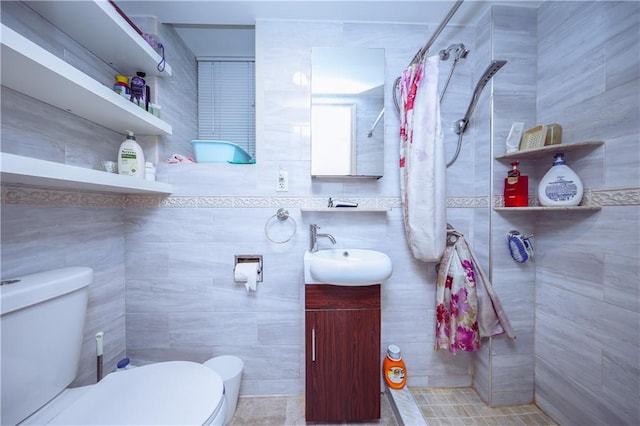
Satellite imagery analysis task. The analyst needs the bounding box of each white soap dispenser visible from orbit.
[538,152,583,206]
[118,131,145,178]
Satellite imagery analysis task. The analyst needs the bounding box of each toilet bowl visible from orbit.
[0,267,228,426]
[23,361,227,425]
[204,355,244,424]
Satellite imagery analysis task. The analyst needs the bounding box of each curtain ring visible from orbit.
[264,208,297,244]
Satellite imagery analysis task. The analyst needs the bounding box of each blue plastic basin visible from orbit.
[190,140,253,163]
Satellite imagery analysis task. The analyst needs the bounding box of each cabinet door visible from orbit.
[305,307,380,422]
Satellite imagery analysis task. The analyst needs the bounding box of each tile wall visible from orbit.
[482,5,539,406]
[0,2,482,395]
[0,0,196,385]
[532,2,639,424]
[0,1,129,385]
[0,200,126,386]
[123,19,482,395]
[1,2,638,423]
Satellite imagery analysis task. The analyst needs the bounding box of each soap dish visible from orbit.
[520,125,547,150]
[544,123,563,146]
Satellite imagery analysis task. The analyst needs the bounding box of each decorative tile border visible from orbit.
[448,196,490,208]
[1,185,126,208]
[2,185,638,209]
[590,187,639,206]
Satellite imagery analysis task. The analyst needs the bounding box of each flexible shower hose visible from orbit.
[447,132,464,168]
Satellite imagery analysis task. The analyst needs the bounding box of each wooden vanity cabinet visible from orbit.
[304,284,381,422]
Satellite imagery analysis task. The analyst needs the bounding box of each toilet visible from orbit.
[0,267,228,425]
[204,355,244,424]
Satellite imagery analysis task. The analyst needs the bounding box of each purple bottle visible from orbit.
[129,71,146,108]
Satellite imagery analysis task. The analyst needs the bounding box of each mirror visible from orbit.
[311,48,385,178]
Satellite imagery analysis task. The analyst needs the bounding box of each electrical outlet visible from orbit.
[277,170,289,192]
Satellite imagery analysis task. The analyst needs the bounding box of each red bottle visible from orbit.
[504,161,528,207]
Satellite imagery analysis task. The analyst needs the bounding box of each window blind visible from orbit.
[197,60,256,156]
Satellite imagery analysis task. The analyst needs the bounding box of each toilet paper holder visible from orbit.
[234,255,263,282]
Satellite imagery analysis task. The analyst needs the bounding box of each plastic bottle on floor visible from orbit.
[383,344,407,389]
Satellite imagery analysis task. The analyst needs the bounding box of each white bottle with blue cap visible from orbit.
[538,152,583,206]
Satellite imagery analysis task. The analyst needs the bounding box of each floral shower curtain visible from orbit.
[399,55,447,262]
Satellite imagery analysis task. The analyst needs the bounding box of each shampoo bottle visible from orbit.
[383,345,407,390]
[504,161,528,207]
[118,131,145,178]
[538,152,583,206]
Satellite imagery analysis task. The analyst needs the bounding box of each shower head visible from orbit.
[454,60,507,135]
[439,43,470,61]
[438,43,470,103]
[473,59,507,98]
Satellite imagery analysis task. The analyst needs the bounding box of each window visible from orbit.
[197,60,256,157]
[311,103,356,175]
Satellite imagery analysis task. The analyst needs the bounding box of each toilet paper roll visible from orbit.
[234,262,259,292]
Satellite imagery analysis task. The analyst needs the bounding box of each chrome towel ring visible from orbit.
[264,208,297,244]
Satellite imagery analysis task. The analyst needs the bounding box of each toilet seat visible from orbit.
[47,361,225,425]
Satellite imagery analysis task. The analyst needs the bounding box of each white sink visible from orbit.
[304,249,393,286]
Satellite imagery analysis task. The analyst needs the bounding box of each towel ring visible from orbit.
[264,208,297,244]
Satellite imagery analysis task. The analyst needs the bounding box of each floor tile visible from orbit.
[228,387,556,425]
[410,387,557,426]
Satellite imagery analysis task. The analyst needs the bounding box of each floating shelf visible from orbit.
[26,0,171,77]
[301,207,391,212]
[494,206,600,212]
[495,141,604,161]
[0,153,172,194]
[1,25,172,136]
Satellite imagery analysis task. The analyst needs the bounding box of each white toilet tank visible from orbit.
[1,267,92,426]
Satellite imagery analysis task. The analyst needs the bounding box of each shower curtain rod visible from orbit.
[409,0,464,66]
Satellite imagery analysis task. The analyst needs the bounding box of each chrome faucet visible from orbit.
[309,224,336,252]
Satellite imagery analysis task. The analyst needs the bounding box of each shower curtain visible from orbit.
[399,55,446,262]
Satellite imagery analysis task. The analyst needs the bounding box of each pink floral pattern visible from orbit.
[435,240,480,354]
[398,55,447,262]
[399,62,424,164]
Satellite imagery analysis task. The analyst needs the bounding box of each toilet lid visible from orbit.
[49,361,224,425]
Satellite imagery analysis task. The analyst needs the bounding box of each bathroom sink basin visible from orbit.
[304,249,393,286]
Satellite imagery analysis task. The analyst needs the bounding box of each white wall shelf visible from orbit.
[301,207,391,212]
[1,25,172,136]
[0,153,172,194]
[26,0,172,77]
[495,140,604,212]
[494,206,600,212]
[495,141,604,161]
